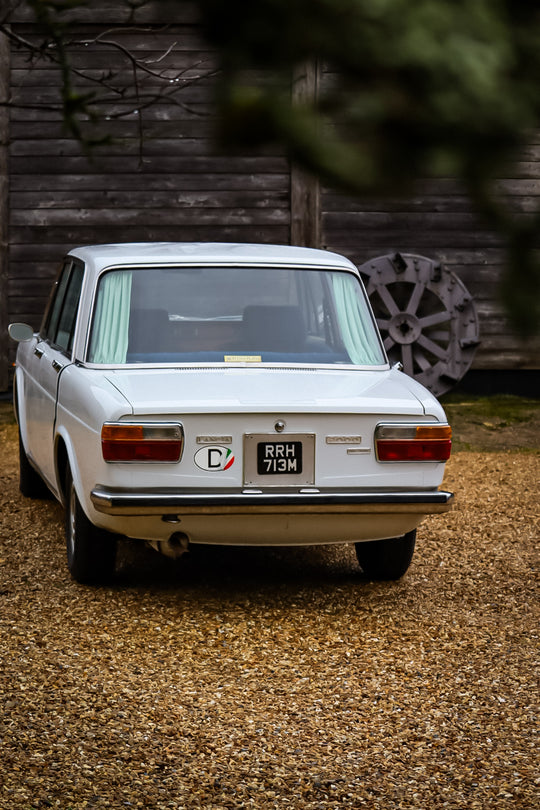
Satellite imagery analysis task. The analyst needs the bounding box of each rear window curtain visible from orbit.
[89,271,133,364]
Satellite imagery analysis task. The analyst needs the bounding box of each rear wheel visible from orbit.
[65,467,117,584]
[355,530,416,580]
[19,431,50,498]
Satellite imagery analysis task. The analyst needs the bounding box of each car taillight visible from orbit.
[101,423,184,463]
[375,423,452,462]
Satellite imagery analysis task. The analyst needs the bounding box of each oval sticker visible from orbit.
[194,445,235,472]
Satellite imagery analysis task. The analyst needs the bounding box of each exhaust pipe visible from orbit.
[148,531,190,559]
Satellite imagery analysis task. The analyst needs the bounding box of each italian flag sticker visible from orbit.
[194,445,235,471]
[223,448,235,470]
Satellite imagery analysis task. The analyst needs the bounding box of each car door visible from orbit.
[22,260,84,488]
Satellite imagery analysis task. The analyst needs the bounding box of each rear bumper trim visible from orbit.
[91,487,454,516]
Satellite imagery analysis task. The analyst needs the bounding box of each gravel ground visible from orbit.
[0,406,538,809]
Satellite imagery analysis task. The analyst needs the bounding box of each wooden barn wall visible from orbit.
[321,149,540,371]
[4,6,291,384]
[2,3,539,388]
[0,29,9,392]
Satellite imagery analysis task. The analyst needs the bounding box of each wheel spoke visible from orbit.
[412,346,432,372]
[383,335,395,352]
[418,311,451,329]
[374,285,401,316]
[417,334,448,360]
[406,283,425,315]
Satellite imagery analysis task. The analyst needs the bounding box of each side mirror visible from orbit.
[8,323,35,342]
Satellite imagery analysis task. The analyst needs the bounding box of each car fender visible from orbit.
[53,426,83,507]
[54,365,134,516]
[388,366,448,421]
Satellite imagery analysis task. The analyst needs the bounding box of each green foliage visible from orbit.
[202,0,540,336]
[441,393,539,424]
[202,0,538,182]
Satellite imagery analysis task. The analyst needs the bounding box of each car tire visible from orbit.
[355,530,416,580]
[65,467,117,584]
[19,431,50,499]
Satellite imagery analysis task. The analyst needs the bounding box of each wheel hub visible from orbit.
[388,313,422,345]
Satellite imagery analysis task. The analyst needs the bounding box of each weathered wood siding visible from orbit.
[6,6,290,365]
[2,4,539,389]
[0,30,9,392]
[322,161,540,370]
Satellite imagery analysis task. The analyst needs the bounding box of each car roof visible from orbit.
[68,242,358,274]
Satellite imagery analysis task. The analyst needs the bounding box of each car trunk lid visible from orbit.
[104,366,426,416]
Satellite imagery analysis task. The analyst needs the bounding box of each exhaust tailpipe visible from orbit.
[148,531,190,559]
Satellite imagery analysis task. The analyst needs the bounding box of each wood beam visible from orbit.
[290,61,321,248]
[0,29,10,392]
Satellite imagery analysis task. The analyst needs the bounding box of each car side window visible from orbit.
[55,264,84,352]
[42,260,84,354]
[42,261,72,342]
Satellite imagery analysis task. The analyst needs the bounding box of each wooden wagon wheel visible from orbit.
[359,253,480,396]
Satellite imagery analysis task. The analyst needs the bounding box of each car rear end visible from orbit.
[87,366,452,550]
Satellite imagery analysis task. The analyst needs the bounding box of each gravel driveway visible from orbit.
[0,408,538,809]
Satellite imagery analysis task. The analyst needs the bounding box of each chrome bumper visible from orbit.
[91,487,454,516]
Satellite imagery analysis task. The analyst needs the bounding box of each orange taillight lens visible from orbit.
[375,424,452,462]
[101,423,184,463]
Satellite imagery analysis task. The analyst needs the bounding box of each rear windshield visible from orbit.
[87,265,386,366]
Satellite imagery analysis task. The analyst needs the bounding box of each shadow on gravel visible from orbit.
[114,540,365,595]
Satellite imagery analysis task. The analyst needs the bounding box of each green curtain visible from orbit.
[332,273,384,365]
[89,271,133,364]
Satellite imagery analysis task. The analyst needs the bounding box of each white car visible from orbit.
[9,243,453,583]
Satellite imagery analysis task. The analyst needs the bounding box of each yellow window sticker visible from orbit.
[224,355,262,363]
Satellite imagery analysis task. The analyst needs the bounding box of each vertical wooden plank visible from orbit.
[0,29,9,392]
[290,61,321,247]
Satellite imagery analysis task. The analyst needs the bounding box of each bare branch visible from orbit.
[2,12,219,137]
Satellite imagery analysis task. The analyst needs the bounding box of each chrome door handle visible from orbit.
[52,360,64,373]
[33,346,44,359]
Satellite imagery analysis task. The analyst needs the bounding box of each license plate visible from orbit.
[257,441,303,475]
[244,433,315,486]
